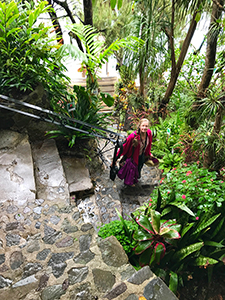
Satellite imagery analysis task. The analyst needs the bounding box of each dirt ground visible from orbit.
[177,273,225,300]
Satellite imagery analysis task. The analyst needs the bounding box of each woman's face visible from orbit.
[140,121,149,133]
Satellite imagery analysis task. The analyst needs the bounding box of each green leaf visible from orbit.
[173,242,203,261]
[6,1,16,19]
[204,241,225,248]
[210,218,224,239]
[193,255,218,266]
[161,228,180,239]
[136,215,154,233]
[154,243,165,264]
[134,240,154,254]
[28,13,34,27]
[151,210,161,234]
[6,27,21,37]
[139,246,152,266]
[115,208,132,240]
[193,214,221,235]
[133,228,152,241]
[156,189,162,212]
[161,207,171,216]
[117,0,123,10]
[169,202,195,217]
[169,271,178,294]
[181,223,194,237]
[195,12,201,23]
[100,93,114,107]
[6,14,20,28]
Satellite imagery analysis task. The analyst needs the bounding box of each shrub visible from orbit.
[151,162,225,215]
[0,1,66,96]
[98,219,138,255]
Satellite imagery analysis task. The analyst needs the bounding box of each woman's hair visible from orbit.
[132,118,149,147]
[137,118,149,134]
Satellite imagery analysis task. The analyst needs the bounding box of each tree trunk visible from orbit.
[203,104,224,169]
[198,0,224,96]
[158,1,200,116]
[83,0,93,25]
[139,63,145,96]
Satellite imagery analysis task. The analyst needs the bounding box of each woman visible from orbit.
[116,118,153,185]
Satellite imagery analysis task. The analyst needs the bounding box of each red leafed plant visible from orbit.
[133,210,181,267]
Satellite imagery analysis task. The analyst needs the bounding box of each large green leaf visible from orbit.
[151,210,161,234]
[100,93,114,107]
[173,242,203,261]
[161,228,180,239]
[169,202,195,217]
[210,218,225,239]
[193,213,221,235]
[133,228,152,241]
[181,222,194,237]
[154,243,165,264]
[193,255,218,266]
[134,240,154,254]
[117,0,123,9]
[110,0,117,9]
[169,271,178,294]
[204,241,225,248]
[161,207,172,217]
[136,215,154,233]
[139,247,153,266]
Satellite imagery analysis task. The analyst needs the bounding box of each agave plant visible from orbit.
[133,210,181,267]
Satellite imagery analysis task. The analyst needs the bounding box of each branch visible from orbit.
[47,0,64,44]
[212,0,225,11]
[52,0,84,52]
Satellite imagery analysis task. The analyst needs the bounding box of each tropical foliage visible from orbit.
[58,23,144,93]
[158,163,224,214]
[0,0,69,104]
[98,189,225,294]
[46,85,111,147]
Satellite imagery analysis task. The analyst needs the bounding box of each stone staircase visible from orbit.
[0,129,178,300]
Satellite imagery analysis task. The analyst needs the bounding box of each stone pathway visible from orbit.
[0,129,176,300]
[90,137,161,224]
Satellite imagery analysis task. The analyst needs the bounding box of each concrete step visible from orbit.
[0,130,36,206]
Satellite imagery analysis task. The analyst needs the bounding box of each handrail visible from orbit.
[0,94,125,167]
[0,94,124,143]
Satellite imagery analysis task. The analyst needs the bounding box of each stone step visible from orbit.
[60,156,93,196]
[31,139,70,206]
[60,155,103,230]
[0,130,36,206]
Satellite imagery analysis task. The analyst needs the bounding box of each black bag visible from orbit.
[110,165,119,181]
[109,139,123,181]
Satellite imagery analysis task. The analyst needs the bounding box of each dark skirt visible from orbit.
[138,153,145,178]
